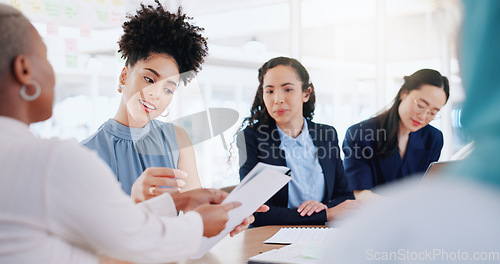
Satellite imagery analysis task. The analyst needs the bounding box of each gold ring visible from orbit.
[149,186,156,195]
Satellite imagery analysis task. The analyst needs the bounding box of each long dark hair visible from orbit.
[228,57,316,164]
[242,56,316,128]
[376,68,450,156]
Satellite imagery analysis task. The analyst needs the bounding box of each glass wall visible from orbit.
[3,0,465,188]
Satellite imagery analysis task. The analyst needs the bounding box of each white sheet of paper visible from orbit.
[191,163,292,259]
[248,241,325,264]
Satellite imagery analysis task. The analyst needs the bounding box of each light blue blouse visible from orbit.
[277,118,326,208]
[81,119,179,195]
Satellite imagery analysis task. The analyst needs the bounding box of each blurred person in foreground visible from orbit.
[0,3,266,263]
[321,0,500,263]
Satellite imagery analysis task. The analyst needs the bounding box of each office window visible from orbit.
[5,0,463,188]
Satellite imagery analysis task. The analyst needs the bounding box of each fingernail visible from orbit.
[177,171,188,178]
[177,179,186,187]
[174,170,188,179]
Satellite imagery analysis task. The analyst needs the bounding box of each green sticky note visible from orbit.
[65,54,78,68]
[65,3,77,19]
[46,1,60,17]
[96,9,109,22]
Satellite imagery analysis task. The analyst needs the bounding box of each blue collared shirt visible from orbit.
[277,118,326,208]
[81,119,180,195]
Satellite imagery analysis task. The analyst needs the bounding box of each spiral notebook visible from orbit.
[264,227,336,245]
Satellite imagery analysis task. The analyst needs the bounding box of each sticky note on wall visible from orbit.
[111,0,123,6]
[46,20,59,36]
[110,11,121,26]
[80,25,91,38]
[64,3,78,19]
[65,54,78,68]
[45,1,60,17]
[29,0,44,14]
[65,38,78,53]
[10,0,24,11]
[96,9,109,22]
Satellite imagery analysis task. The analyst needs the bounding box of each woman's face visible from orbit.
[262,65,310,128]
[120,54,179,127]
[398,84,447,133]
[29,25,56,123]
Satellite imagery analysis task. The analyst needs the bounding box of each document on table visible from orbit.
[190,162,292,259]
[250,227,337,263]
[249,241,325,264]
[263,227,337,244]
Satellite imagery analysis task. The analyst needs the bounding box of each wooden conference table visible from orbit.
[102,225,323,264]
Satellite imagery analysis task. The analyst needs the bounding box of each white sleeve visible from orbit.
[138,193,178,217]
[44,141,203,263]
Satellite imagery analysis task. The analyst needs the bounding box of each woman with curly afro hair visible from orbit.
[82,0,207,203]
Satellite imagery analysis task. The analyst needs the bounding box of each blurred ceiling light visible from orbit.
[243,37,267,54]
[86,57,102,71]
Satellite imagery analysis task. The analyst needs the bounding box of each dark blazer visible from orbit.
[342,117,444,191]
[238,120,354,227]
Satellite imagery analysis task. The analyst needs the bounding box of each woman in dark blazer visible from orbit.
[237,57,356,227]
[343,69,450,201]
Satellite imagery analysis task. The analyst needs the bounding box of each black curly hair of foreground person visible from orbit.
[118,0,208,84]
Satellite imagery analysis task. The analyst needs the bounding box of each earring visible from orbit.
[118,84,123,93]
[20,81,41,101]
[161,108,170,118]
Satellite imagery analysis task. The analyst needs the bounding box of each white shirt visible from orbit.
[319,177,500,263]
[0,116,203,263]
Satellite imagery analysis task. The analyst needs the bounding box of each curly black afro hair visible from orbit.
[118,0,208,84]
